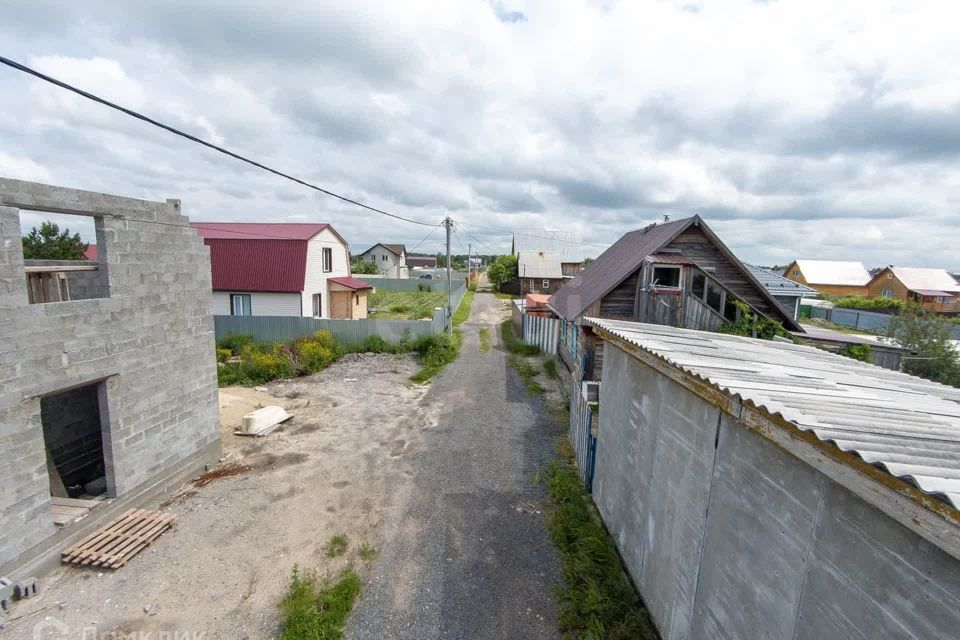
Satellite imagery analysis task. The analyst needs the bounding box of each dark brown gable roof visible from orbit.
[549,217,696,321]
[383,243,406,256]
[548,215,801,331]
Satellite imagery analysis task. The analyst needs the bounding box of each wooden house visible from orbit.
[517,251,566,296]
[548,216,801,380]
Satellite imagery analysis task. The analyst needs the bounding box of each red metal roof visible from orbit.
[84,245,97,261]
[328,276,374,290]
[913,289,958,297]
[191,222,331,240]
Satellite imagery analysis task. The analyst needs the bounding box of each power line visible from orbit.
[453,219,609,249]
[0,55,436,228]
[407,223,444,255]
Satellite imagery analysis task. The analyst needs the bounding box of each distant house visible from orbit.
[745,264,818,320]
[866,266,960,313]
[358,243,408,278]
[406,254,437,269]
[518,251,566,295]
[549,216,800,380]
[193,222,373,319]
[83,244,97,261]
[782,260,871,297]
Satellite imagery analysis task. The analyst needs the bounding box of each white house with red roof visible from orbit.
[191,222,373,319]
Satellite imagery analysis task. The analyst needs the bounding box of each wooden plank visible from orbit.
[51,497,102,509]
[62,509,174,569]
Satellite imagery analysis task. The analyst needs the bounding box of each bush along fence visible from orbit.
[811,306,960,339]
[214,280,468,344]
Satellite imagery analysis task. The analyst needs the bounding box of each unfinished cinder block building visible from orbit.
[0,178,221,578]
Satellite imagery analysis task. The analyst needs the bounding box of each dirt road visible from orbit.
[347,292,562,639]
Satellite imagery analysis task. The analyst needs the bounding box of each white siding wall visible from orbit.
[301,228,351,317]
[359,245,404,278]
[213,291,302,316]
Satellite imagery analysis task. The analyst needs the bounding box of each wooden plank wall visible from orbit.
[599,269,641,319]
[666,226,784,322]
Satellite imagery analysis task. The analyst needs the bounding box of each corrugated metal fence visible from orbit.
[811,306,960,339]
[569,380,598,491]
[523,314,560,354]
[214,281,467,344]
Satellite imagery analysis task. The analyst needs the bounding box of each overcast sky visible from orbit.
[2,0,959,268]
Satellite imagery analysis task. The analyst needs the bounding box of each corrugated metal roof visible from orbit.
[586,317,960,509]
[328,276,374,290]
[518,251,563,279]
[747,264,818,296]
[192,222,331,240]
[793,260,871,286]
[914,289,958,297]
[203,239,309,292]
[889,267,960,293]
[406,255,437,268]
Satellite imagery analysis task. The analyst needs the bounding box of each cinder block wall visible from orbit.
[594,343,960,640]
[0,178,221,570]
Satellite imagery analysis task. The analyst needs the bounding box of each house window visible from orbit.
[881,289,894,298]
[230,293,251,316]
[312,293,322,317]
[887,273,893,279]
[542,279,550,289]
[691,272,706,299]
[322,247,333,273]
[793,270,800,277]
[705,281,723,313]
[382,254,387,261]
[652,266,681,288]
[723,296,739,322]
[355,293,360,305]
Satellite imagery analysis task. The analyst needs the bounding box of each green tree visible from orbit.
[350,258,379,274]
[22,221,88,260]
[487,255,519,290]
[887,305,960,387]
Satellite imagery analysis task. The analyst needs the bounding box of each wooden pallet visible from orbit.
[61,508,175,569]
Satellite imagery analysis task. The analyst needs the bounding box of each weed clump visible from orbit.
[280,567,360,640]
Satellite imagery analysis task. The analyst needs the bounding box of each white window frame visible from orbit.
[230,293,251,316]
[881,289,894,298]
[651,265,682,289]
[312,293,322,318]
[322,247,333,273]
[542,279,550,289]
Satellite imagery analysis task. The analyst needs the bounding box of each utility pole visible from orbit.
[445,217,453,335]
[467,243,472,283]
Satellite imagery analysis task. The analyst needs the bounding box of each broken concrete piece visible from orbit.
[235,406,291,437]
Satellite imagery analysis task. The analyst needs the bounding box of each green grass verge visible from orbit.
[500,319,540,355]
[324,535,348,558]
[548,448,657,639]
[492,291,515,300]
[409,330,463,384]
[453,288,475,326]
[543,357,559,380]
[508,353,545,395]
[279,567,361,640]
[479,327,491,352]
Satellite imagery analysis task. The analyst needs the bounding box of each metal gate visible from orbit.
[569,379,598,491]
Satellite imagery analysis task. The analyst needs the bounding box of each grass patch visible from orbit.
[368,289,446,320]
[493,291,515,300]
[217,331,463,387]
[279,567,361,640]
[479,327,491,352]
[802,317,876,335]
[547,450,657,639]
[453,288,475,326]
[508,353,545,395]
[358,543,377,563]
[500,319,539,355]
[543,357,559,380]
[324,534,349,558]
[409,330,463,383]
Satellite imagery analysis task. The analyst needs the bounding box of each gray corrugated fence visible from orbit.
[365,278,467,293]
[215,312,444,344]
[811,306,960,339]
[523,314,560,354]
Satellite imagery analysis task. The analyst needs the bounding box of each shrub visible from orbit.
[838,343,872,362]
[293,331,340,373]
[218,333,256,355]
[834,296,904,311]
[500,319,539,355]
[243,344,298,382]
[717,301,792,341]
[409,332,462,383]
[216,348,232,363]
[417,282,432,292]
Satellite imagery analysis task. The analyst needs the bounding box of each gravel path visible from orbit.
[347,292,563,640]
